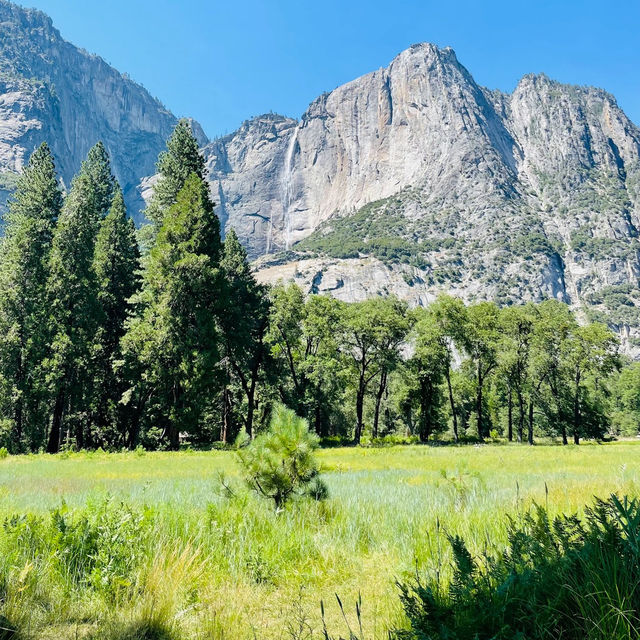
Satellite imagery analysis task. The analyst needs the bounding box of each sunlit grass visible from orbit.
[0,442,638,638]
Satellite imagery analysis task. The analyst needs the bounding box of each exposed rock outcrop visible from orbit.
[207,44,640,351]
[0,0,203,219]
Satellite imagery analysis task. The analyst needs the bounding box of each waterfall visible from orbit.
[281,123,300,250]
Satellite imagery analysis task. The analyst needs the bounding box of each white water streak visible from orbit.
[281,123,300,250]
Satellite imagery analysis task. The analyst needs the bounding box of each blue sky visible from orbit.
[25,0,640,139]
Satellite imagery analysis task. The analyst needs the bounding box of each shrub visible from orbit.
[0,447,8,459]
[393,494,640,640]
[237,404,326,509]
[2,498,149,601]
[0,420,13,452]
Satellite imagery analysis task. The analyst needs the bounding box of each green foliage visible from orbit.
[144,119,206,229]
[91,186,141,445]
[267,283,349,439]
[45,170,104,451]
[510,230,556,258]
[238,404,324,509]
[395,494,640,640]
[341,296,411,443]
[79,141,116,219]
[2,498,148,600]
[121,173,222,448]
[404,308,449,441]
[611,361,640,435]
[295,197,432,267]
[0,170,19,193]
[218,228,270,441]
[0,143,62,452]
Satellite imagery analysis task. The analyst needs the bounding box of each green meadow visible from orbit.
[0,442,638,639]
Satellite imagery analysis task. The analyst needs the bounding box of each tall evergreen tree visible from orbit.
[91,186,141,444]
[122,173,221,449]
[145,119,206,228]
[0,143,62,450]
[46,174,103,452]
[219,228,270,440]
[79,141,116,220]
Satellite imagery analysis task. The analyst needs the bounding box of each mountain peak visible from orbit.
[0,0,178,219]
[0,0,58,43]
[392,42,461,70]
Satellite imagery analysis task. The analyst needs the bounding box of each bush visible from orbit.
[393,494,640,640]
[237,404,326,509]
[2,498,149,601]
[0,420,13,452]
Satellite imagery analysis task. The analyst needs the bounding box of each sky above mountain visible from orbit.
[23,0,640,139]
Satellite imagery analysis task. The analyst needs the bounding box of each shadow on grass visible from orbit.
[91,620,177,640]
[0,616,19,640]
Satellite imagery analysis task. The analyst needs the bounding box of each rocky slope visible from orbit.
[0,0,203,219]
[1,2,639,349]
[205,44,640,350]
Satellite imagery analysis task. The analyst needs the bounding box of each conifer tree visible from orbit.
[122,173,221,448]
[145,119,206,228]
[79,141,116,219]
[0,143,62,450]
[46,174,103,452]
[91,186,140,444]
[219,228,270,440]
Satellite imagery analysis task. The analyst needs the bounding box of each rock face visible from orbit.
[2,2,639,349]
[206,43,640,351]
[0,0,198,220]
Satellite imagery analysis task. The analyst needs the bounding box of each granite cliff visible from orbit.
[1,2,639,349]
[204,44,640,350]
[0,0,206,219]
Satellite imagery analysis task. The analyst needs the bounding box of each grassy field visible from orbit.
[0,441,639,639]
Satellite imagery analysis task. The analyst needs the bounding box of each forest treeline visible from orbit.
[0,120,638,453]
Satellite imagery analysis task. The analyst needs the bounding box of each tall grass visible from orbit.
[394,494,640,640]
[0,443,637,638]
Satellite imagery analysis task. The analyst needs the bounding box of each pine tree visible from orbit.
[0,143,62,451]
[91,186,141,445]
[145,119,206,228]
[219,228,269,440]
[79,141,116,220]
[46,173,103,452]
[122,172,221,449]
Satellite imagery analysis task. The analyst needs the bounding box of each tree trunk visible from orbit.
[246,377,257,439]
[221,385,231,443]
[314,404,322,437]
[476,364,484,441]
[169,424,180,450]
[14,395,23,451]
[75,420,84,450]
[47,387,65,453]
[507,387,513,442]
[573,372,580,445]
[419,376,434,443]
[446,368,458,442]
[528,399,534,445]
[355,388,365,445]
[14,340,24,451]
[517,390,524,443]
[372,371,387,439]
